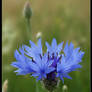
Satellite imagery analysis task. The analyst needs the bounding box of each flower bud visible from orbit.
[62,85,68,92]
[42,78,59,92]
[2,80,8,92]
[23,1,32,20]
[36,32,42,39]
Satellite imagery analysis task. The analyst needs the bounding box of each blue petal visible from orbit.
[28,62,39,72]
[51,38,57,49]
[19,46,25,55]
[14,69,27,75]
[46,67,55,73]
[57,42,64,53]
[14,50,20,60]
[56,73,60,77]
[47,60,54,66]
[45,42,51,52]
[37,38,42,48]
[37,75,42,81]
[23,45,31,53]
[60,75,64,84]
[64,41,68,55]
[32,73,39,77]
[43,73,47,78]
[11,62,21,68]
[63,74,72,79]
[29,40,36,48]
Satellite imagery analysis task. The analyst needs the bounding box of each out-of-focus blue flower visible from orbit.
[11,38,84,83]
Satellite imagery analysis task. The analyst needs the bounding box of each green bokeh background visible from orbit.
[2,0,90,92]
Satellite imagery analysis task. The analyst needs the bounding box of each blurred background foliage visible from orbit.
[2,0,90,92]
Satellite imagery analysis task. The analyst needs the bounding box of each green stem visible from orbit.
[49,91,53,92]
[63,88,67,92]
[26,19,31,40]
[36,82,38,92]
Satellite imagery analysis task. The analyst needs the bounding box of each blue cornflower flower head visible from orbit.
[11,38,85,92]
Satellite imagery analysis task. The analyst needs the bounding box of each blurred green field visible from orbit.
[2,0,90,92]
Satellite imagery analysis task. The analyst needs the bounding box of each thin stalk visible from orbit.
[26,19,31,40]
[36,82,39,92]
